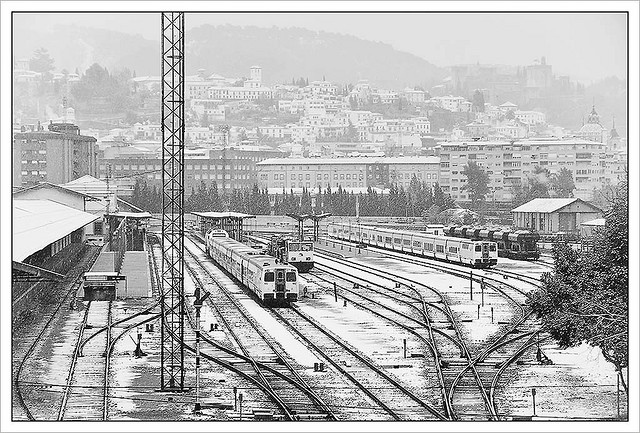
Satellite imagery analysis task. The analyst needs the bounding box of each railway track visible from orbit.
[272,305,446,421]
[311,252,542,420]
[13,245,101,421]
[179,234,337,420]
[57,300,112,420]
[316,236,541,294]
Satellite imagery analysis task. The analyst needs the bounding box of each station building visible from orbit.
[256,156,441,192]
[511,198,602,235]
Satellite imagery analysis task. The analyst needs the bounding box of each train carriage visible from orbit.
[327,223,497,268]
[206,229,299,305]
[443,225,540,260]
[268,236,314,272]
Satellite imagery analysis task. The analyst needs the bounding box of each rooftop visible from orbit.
[13,199,99,262]
[257,156,441,166]
[511,198,601,214]
[191,211,256,220]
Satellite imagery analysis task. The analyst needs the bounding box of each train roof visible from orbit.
[210,236,296,269]
[332,222,490,243]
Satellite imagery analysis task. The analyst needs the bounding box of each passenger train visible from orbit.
[443,226,540,260]
[268,236,314,272]
[205,229,299,305]
[327,222,498,268]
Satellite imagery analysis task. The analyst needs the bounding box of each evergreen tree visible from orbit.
[462,161,490,209]
[29,47,55,73]
[550,167,576,198]
[528,180,628,391]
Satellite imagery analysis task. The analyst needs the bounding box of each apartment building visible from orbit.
[437,138,621,202]
[13,122,98,188]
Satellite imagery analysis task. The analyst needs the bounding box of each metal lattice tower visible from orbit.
[160,12,185,391]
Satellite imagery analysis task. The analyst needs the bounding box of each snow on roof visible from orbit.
[581,218,606,226]
[13,199,99,262]
[12,182,101,201]
[191,211,256,220]
[109,211,153,219]
[266,187,387,195]
[511,198,599,214]
[257,156,441,166]
[62,175,114,196]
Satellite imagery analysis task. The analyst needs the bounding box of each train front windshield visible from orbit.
[288,243,300,251]
[301,242,313,252]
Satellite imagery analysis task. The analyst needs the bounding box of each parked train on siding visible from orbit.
[443,226,540,260]
[268,236,314,272]
[328,223,498,268]
[205,229,299,305]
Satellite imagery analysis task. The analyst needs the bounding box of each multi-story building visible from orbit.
[256,156,440,192]
[98,145,285,193]
[186,127,226,145]
[514,110,546,125]
[402,88,427,104]
[189,99,226,121]
[430,95,469,112]
[133,123,162,141]
[13,122,98,188]
[258,125,292,140]
[436,138,619,202]
[209,86,274,100]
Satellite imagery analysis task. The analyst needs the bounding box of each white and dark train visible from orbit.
[327,222,498,268]
[205,229,299,305]
[268,236,314,272]
[443,226,540,260]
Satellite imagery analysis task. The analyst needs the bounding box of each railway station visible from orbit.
[10,11,629,427]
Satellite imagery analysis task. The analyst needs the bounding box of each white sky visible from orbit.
[13,12,627,83]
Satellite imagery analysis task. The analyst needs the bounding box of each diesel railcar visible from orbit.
[443,226,540,260]
[328,223,498,268]
[268,236,314,272]
[205,229,299,305]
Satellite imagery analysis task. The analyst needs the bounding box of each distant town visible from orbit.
[13,54,627,224]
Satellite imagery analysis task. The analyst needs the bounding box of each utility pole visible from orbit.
[193,287,210,413]
[219,124,230,199]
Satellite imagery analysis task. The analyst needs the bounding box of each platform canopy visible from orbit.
[13,199,99,262]
[108,211,154,219]
[191,211,256,220]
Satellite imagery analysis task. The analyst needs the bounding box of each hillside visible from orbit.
[14,24,446,89]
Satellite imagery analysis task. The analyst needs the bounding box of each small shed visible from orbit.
[511,198,602,234]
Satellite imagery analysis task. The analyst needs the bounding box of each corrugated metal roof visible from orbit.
[13,199,99,262]
[511,198,586,213]
[191,211,256,219]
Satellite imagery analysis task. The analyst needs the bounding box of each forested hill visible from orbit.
[14,23,446,89]
[186,25,446,88]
